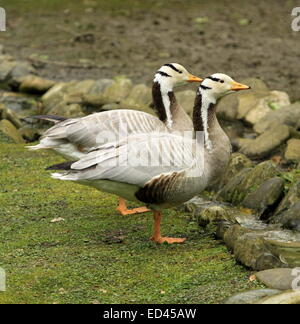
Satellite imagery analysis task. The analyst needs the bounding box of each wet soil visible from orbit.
[1,0,300,100]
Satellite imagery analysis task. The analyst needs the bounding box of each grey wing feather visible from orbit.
[35,110,168,156]
[59,133,201,187]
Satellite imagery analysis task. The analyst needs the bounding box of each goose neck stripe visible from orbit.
[200,85,212,90]
[163,63,183,74]
[156,71,172,78]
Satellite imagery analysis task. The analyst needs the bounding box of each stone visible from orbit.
[102,77,133,103]
[240,78,269,92]
[176,90,196,117]
[244,91,290,126]
[255,268,298,290]
[88,79,113,95]
[41,82,67,112]
[273,181,300,218]
[218,161,278,205]
[223,225,300,270]
[220,120,245,145]
[216,92,239,121]
[236,124,290,159]
[18,75,56,94]
[0,60,17,83]
[121,84,153,113]
[8,61,36,87]
[266,239,300,269]
[237,91,269,119]
[225,227,285,270]
[18,126,40,142]
[217,153,253,190]
[255,290,300,304]
[42,80,95,113]
[254,103,300,134]
[222,289,281,304]
[242,177,285,216]
[0,119,25,143]
[0,92,38,113]
[285,139,300,162]
[47,103,84,119]
[0,104,22,128]
[276,202,300,232]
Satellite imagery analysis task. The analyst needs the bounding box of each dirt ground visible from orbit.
[1,0,300,100]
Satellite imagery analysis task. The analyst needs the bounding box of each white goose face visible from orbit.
[154,63,202,92]
[200,73,250,99]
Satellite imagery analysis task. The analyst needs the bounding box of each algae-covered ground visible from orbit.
[0,143,264,304]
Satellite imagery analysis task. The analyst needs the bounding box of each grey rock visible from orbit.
[176,90,196,117]
[0,104,22,128]
[255,290,300,304]
[19,126,40,142]
[216,92,239,121]
[218,161,278,205]
[18,75,56,94]
[277,202,300,232]
[0,92,38,113]
[237,91,269,120]
[240,78,269,92]
[101,103,121,111]
[285,139,300,162]
[273,181,300,218]
[8,61,36,86]
[41,82,67,112]
[121,84,153,114]
[242,177,285,216]
[102,77,133,103]
[42,80,95,113]
[0,119,25,144]
[88,79,113,95]
[222,289,281,304]
[47,102,84,119]
[255,268,298,290]
[0,60,17,82]
[237,124,290,159]
[220,120,245,144]
[217,153,253,190]
[244,91,290,126]
[223,225,300,270]
[254,103,300,134]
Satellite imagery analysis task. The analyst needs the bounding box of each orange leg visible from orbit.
[150,211,186,244]
[116,197,150,215]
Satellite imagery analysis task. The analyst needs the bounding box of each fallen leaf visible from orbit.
[50,217,65,223]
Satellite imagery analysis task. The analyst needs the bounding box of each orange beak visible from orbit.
[231,81,251,91]
[187,74,203,83]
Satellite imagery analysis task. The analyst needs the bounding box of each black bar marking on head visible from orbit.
[157,71,172,78]
[200,85,212,90]
[207,76,221,82]
[164,63,183,74]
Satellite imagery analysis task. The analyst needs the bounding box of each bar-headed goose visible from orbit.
[44,73,250,244]
[29,63,202,215]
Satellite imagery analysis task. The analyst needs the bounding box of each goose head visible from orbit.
[154,63,202,92]
[200,73,250,101]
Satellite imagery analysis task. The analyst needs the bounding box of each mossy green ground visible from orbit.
[0,144,263,304]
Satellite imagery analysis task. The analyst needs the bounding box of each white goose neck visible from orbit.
[199,89,217,152]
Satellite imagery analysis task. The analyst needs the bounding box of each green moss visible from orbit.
[0,144,264,304]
